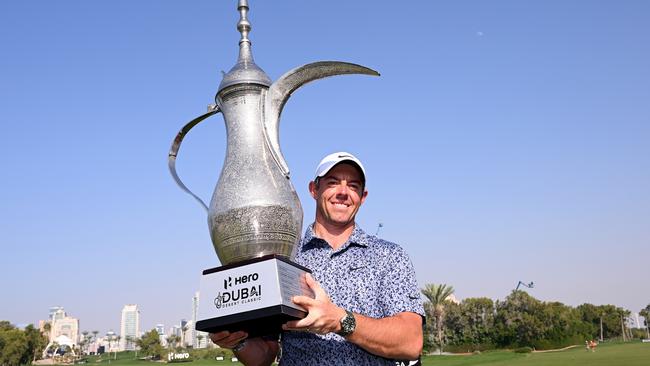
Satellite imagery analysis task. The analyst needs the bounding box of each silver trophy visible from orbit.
[168,0,378,337]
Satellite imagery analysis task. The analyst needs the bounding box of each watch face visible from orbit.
[340,310,356,336]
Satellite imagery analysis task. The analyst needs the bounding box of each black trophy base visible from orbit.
[196,304,306,338]
[195,254,312,338]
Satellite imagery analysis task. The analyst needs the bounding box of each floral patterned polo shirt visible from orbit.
[280,224,425,365]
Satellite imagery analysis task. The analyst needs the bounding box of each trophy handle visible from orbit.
[168,105,221,212]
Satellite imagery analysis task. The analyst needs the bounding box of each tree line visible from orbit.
[0,321,47,366]
[421,284,650,353]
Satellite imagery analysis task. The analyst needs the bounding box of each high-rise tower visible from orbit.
[119,304,140,350]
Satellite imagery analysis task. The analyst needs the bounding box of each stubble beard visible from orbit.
[315,202,358,233]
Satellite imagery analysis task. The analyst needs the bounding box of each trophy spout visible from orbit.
[263,61,380,178]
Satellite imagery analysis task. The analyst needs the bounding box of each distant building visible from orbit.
[119,304,140,350]
[191,293,198,348]
[446,294,461,305]
[182,320,194,347]
[192,292,209,348]
[51,315,79,345]
[169,325,181,338]
[179,319,188,347]
[38,320,50,338]
[195,331,209,348]
[156,324,166,346]
[49,306,66,322]
[41,308,79,358]
[156,324,165,335]
[38,306,69,343]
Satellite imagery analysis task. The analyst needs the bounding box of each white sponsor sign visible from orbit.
[167,352,191,362]
[198,258,310,321]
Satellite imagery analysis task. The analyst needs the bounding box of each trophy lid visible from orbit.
[218,0,271,92]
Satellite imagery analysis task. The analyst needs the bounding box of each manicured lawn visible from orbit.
[420,342,650,366]
[85,352,236,366]
[81,342,650,366]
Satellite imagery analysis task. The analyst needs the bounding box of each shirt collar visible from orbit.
[302,223,370,253]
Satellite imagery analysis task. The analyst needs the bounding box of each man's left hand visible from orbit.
[282,273,346,335]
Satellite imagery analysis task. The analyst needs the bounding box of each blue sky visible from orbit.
[2,0,648,333]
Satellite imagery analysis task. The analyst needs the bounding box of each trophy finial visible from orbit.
[218,0,271,92]
[237,0,252,61]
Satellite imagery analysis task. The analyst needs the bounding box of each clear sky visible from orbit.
[1,0,648,334]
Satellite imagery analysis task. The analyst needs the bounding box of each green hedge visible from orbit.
[514,346,533,353]
[442,342,497,353]
[189,347,234,360]
[531,335,584,350]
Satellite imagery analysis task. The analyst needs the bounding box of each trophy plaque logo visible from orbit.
[168,0,378,337]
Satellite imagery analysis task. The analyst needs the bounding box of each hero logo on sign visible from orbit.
[222,272,258,289]
[167,352,191,363]
[214,272,262,309]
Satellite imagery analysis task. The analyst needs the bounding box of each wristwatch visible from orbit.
[232,340,247,352]
[337,310,356,336]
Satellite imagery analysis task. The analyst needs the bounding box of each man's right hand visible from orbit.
[209,330,248,349]
[209,332,279,366]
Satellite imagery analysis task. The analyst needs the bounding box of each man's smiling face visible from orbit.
[310,162,367,230]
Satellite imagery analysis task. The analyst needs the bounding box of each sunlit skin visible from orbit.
[309,163,368,249]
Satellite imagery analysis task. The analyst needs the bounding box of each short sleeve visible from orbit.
[378,245,425,319]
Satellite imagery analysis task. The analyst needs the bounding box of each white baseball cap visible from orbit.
[314,151,366,184]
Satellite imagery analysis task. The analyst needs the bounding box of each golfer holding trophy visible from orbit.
[169,1,424,364]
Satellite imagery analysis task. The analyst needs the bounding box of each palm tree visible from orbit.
[84,335,92,355]
[125,335,133,351]
[128,335,140,358]
[181,325,188,349]
[77,338,86,358]
[196,334,204,348]
[640,304,650,339]
[618,308,631,341]
[166,335,174,350]
[421,283,455,354]
[167,334,178,350]
[43,322,52,341]
[115,335,121,359]
[81,331,89,354]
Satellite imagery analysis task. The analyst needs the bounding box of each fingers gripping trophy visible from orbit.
[168,0,378,337]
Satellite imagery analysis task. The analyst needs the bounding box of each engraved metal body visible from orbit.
[169,0,379,265]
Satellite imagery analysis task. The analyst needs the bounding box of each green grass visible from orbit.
[78,342,650,366]
[420,342,650,366]
[84,352,231,366]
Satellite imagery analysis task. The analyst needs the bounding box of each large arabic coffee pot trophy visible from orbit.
[168,0,378,337]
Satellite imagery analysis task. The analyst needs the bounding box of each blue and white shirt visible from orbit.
[280,224,424,365]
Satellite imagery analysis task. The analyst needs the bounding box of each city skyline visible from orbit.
[2,1,648,334]
[16,293,648,337]
[30,302,207,347]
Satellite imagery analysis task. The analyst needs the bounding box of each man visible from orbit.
[210,152,424,365]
